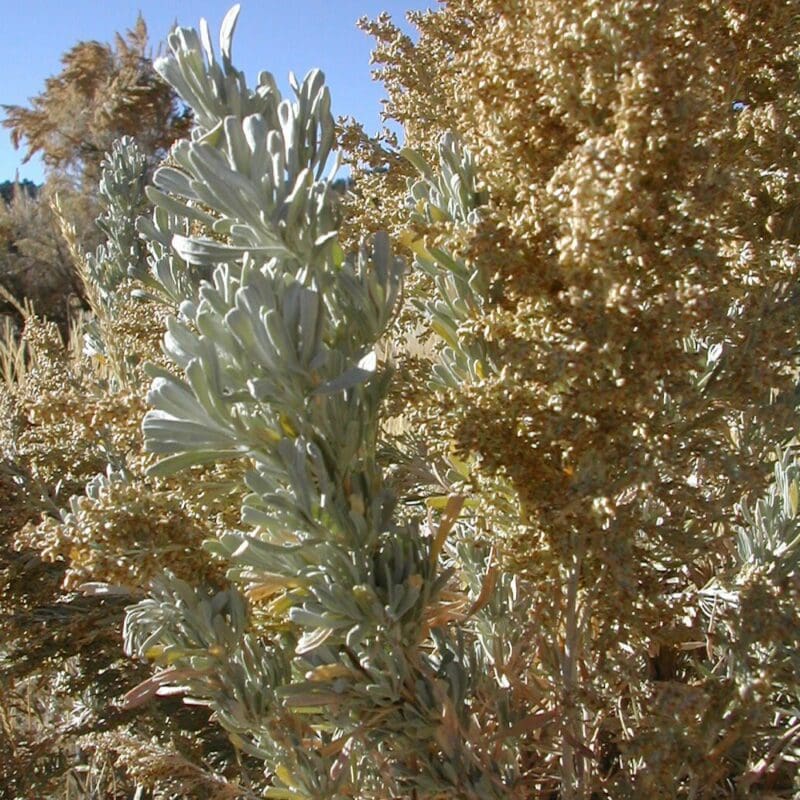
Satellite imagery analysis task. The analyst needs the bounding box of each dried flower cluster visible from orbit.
[353,0,800,796]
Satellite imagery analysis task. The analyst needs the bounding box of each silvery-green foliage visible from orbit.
[455,540,520,679]
[716,452,800,790]
[124,574,292,761]
[90,137,150,289]
[136,2,339,312]
[733,449,800,789]
[701,448,800,613]
[155,5,275,134]
[83,136,149,361]
[699,448,800,705]
[735,448,800,579]
[124,7,520,799]
[402,134,492,388]
[403,133,485,228]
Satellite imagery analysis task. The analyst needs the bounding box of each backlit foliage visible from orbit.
[3,16,190,188]
[1,17,192,338]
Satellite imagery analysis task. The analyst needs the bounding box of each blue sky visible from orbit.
[0,1,434,183]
